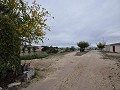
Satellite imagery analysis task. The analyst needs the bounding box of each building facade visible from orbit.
[104,43,120,53]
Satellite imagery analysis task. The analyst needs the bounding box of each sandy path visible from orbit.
[22,50,120,90]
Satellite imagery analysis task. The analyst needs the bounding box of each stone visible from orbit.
[23,68,35,81]
[7,82,21,90]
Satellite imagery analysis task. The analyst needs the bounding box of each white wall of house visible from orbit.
[109,45,120,53]
[110,46,113,52]
[114,45,120,53]
[104,45,110,51]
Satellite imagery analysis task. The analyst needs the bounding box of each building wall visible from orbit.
[110,46,113,52]
[104,45,110,51]
[109,45,120,53]
[115,45,120,53]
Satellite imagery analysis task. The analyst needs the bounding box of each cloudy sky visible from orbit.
[27,0,120,47]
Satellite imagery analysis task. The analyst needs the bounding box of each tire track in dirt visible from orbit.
[21,51,120,90]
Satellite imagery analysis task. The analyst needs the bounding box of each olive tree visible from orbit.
[96,42,106,50]
[77,41,89,52]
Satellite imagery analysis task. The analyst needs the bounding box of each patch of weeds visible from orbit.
[75,51,89,56]
[101,52,110,59]
[45,51,69,59]
[101,51,120,62]
[20,54,49,60]
[101,51,120,90]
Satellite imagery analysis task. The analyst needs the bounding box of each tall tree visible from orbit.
[0,0,52,77]
[77,41,89,52]
[96,42,106,50]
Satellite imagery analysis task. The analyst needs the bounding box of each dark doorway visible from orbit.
[113,46,115,52]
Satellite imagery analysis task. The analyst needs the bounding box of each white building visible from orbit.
[104,43,120,53]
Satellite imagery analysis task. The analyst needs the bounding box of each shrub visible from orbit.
[70,46,76,51]
[32,46,37,54]
[65,47,70,52]
[46,47,58,54]
[41,46,49,52]
[22,47,26,55]
[42,46,58,54]
[27,47,31,54]
[20,54,48,60]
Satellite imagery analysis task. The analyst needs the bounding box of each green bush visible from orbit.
[32,46,37,53]
[27,47,31,54]
[65,47,70,52]
[46,48,58,54]
[41,46,49,52]
[22,47,26,55]
[70,46,76,51]
[42,46,58,54]
[0,9,21,86]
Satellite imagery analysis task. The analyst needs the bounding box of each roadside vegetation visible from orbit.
[101,51,120,90]
[77,41,89,52]
[20,46,76,60]
[20,54,49,60]
[97,42,106,50]
[101,51,120,62]
[64,46,76,52]
[21,47,76,84]
[0,0,53,88]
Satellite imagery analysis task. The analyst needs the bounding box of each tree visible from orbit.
[22,47,26,55]
[70,46,76,51]
[0,0,52,83]
[27,47,31,55]
[32,46,37,54]
[65,47,70,52]
[96,42,106,50]
[77,41,89,52]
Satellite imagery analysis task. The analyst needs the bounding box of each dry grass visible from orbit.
[101,51,120,62]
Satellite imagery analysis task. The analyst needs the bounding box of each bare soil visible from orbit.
[21,50,120,90]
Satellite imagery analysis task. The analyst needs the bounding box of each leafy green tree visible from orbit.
[0,0,52,80]
[77,41,89,52]
[96,42,106,50]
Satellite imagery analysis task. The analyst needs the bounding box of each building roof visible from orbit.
[109,43,120,45]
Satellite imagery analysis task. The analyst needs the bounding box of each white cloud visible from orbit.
[26,0,120,47]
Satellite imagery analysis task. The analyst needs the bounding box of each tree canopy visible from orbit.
[0,0,52,44]
[0,0,52,85]
[77,41,89,52]
[96,42,106,50]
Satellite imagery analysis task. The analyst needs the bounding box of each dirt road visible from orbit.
[22,50,120,90]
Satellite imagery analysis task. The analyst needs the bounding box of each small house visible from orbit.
[104,43,120,53]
